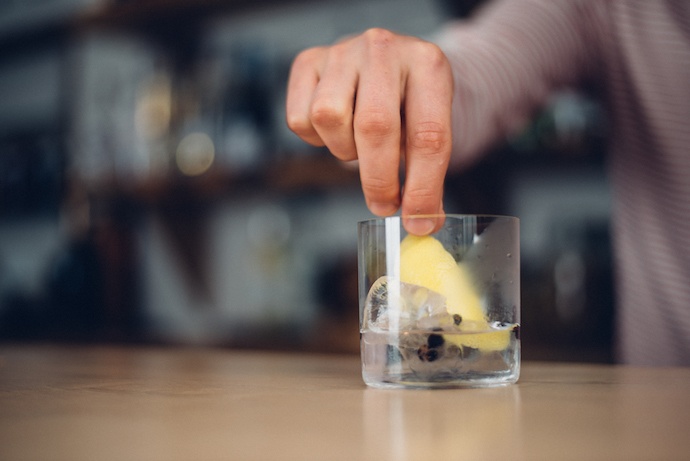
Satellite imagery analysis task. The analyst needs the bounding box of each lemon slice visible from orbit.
[399,234,510,351]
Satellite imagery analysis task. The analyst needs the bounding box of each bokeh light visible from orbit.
[175,132,215,176]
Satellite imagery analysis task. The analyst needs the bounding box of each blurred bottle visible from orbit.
[213,45,274,172]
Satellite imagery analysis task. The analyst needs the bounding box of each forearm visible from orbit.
[435,0,606,168]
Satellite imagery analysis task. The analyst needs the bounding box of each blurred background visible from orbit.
[0,0,613,362]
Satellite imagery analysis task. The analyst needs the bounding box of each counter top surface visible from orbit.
[1,344,689,461]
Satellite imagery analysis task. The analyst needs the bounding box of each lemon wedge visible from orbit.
[399,234,510,351]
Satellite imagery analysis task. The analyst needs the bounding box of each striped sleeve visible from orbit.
[435,0,606,167]
[604,1,690,366]
[435,0,690,365]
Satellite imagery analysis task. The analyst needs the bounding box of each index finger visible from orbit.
[400,42,454,235]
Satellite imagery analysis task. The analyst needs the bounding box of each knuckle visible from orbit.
[410,42,453,85]
[418,42,449,68]
[362,28,396,47]
[362,176,397,201]
[286,113,313,136]
[292,46,323,68]
[310,102,349,129]
[354,110,397,138]
[405,184,437,203]
[403,185,441,215]
[327,41,351,62]
[408,122,451,154]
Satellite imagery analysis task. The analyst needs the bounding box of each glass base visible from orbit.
[362,368,520,389]
[361,333,520,389]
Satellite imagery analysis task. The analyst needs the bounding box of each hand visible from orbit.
[286,28,454,235]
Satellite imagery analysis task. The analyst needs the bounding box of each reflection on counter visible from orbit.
[0,0,613,362]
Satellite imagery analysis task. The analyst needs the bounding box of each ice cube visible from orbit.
[363,276,454,332]
[363,276,408,331]
[363,276,387,330]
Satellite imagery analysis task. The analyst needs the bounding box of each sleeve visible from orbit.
[434,0,607,168]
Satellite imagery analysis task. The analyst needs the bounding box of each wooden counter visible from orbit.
[1,345,689,460]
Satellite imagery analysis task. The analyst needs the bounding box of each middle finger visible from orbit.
[353,29,405,216]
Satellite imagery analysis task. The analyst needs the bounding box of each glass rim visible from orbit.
[358,213,518,224]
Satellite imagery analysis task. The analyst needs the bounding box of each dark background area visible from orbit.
[0,0,614,362]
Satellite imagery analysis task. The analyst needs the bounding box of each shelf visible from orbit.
[86,154,360,208]
[0,0,314,56]
[73,0,320,30]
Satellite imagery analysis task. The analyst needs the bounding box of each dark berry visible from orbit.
[417,345,440,362]
[427,333,445,349]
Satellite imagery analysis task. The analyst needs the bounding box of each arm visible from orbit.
[437,0,604,168]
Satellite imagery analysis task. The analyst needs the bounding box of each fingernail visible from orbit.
[405,218,435,235]
[369,202,397,216]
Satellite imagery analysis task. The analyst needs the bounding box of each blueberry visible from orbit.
[417,344,440,362]
[427,333,445,349]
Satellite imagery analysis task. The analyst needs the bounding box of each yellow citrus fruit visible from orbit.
[399,234,510,351]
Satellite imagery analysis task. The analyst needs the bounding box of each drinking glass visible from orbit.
[358,215,520,388]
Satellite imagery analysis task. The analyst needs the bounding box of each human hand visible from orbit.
[286,28,454,235]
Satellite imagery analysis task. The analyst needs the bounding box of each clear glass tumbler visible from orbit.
[358,215,520,388]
